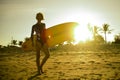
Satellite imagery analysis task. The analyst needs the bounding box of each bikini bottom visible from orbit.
[37,38,44,46]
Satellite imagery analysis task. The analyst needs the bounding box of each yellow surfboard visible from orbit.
[22,22,79,51]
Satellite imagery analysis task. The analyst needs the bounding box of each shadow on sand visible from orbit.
[28,73,42,80]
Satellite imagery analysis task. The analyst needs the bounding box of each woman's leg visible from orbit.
[36,41,42,74]
[40,44,50,73]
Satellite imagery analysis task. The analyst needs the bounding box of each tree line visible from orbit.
[0,23,120,48]
[92,23,120,44]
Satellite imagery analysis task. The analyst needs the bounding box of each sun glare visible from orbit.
[58,12,114,44]
[74,24,93,43]
[67,12,109,44]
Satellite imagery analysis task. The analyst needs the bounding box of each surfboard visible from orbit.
[22,22,79,51]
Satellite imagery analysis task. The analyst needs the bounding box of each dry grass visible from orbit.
[0,44,120,80]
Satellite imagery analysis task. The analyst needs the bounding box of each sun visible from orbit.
[74,24,93,44]
[57,11,106,44]
[68,12,103,44]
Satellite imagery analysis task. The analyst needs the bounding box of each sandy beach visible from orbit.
[0,44,120,80]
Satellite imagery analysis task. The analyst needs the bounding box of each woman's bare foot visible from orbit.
[40,66,44,73]
[37,71,41,75]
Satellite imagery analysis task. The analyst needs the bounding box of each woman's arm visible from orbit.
[31,26,34,46]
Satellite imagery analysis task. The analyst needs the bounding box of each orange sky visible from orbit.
[0,0,120,46]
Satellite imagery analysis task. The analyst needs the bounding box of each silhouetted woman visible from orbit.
[31,12,50,75]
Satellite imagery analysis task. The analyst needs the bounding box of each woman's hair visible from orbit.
[36,12,44,20]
